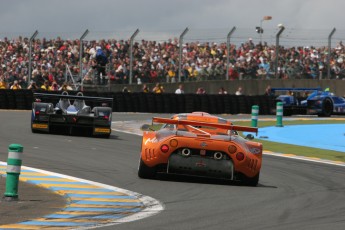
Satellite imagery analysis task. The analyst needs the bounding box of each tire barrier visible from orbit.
[176,94,185,113]
[6,90,16,109]
[199,94,210,113]
[155,93,164,113]
[184,94,195,113]
[0,89,278,115]
[0,90,8,109]
[138,93,149,113]
[237,95,248,114]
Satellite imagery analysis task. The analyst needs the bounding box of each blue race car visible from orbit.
[271,87,321,116]
[304,88,345,117]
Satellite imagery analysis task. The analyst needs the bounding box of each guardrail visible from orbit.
[0,90,276,115]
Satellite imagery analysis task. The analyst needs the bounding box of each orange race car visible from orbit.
[138,112,262,186]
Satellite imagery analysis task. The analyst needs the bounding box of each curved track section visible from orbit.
[0,163,162,229]
[0,111,345,230]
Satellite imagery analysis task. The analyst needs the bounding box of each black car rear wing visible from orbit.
[33,92,114,108]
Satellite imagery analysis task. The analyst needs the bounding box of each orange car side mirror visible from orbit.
[245,134,254,140]
[141,124,154,131]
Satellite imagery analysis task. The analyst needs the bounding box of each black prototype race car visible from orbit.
[31,91,113,138]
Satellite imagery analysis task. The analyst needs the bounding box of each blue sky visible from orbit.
[0,0,344,47]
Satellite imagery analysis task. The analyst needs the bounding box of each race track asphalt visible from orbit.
[0,111,345,230]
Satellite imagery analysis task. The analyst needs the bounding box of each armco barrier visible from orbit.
[0,90,276,115]
[0,90,8,109]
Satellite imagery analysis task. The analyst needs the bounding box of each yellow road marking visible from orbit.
[20,177,77,182]
[68,204,140,208]
[59,191,125,195]
[69,197,140,202]
[38,184,100,189]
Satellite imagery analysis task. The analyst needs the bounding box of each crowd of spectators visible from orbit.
[1,35,345,91]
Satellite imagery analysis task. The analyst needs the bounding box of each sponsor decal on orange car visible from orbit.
[145,137,158,145]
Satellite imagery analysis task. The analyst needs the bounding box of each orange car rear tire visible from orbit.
[138,158,156,179]
[242,173,260,187]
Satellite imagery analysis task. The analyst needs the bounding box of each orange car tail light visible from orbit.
[161,144,169,153]
[170,139,178,147]
[236,152,245,161]
[228,145,237,154]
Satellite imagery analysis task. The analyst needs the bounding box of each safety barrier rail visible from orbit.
[0,90,276,115]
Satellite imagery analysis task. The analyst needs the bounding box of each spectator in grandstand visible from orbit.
[122,86,130,93]
[10,80,22,90]
[264,85,273,96]
[50,81,59,91]
[142,83,149,93]
[40,80,50,90]
[55,70,66,86]
[175,84,184,94]
[83,71,94,84]
[196,87,206,94]
[235,86,243,95]
[256,66,267,79]
[228,65,239,80]
[258,59,270,78]
[27,81,39,90]
[188,64,198,81]
[0,78,7,89]
[94,46,108,85]
[218,87,228,94]
[59,82,73,91]
[182,65,190,82]
[167,66,177,83]
[152,82,164,93]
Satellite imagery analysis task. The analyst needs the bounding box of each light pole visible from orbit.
[129,29,140,84]
[275,24,285,78]
[178,27,189,82]
[79,29,89,91]
[28,30,38,83]
[260,16,272,44]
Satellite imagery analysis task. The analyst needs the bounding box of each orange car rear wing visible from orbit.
[152,117,258,134]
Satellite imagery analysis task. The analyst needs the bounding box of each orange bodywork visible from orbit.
[140,112,262,182]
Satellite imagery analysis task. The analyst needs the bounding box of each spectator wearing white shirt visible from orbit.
[235,87,243,95]
[175,84,184,94]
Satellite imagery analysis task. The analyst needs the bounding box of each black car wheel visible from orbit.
[321,98,333,117]
[241,173,259,187]
[138,158,156,179]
